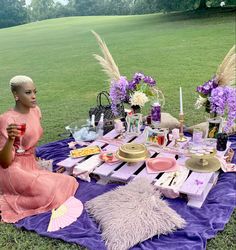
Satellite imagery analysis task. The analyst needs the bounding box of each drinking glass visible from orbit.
[114,119,126,139]
[8,116,26,154]
[157,130,166,147]
[172,128,180,147]
[17,123,26,153]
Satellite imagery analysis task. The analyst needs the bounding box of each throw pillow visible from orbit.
[85,178,186,250]
[188,122,208,137]
[188,121,236,137]
[159,112,180,130]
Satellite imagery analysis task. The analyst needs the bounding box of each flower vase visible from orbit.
[131,105,141,114]
[205,99,211,113]
[151,102,161,126]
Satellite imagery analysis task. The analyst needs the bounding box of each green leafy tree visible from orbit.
[0,0,28,28]
[144,0,236,12]
[106,0,132,15]
[227,0,236,5]
[131,0,155,14]
[29,0,55,21]
[148,0,197,12]
[68,0,99,15]
[68,0,133,15]
[199,0,207,9]
[53,2,72,18]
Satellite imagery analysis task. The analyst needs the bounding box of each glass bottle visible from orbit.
[151,102,161,128]
[90,114,95,128]
[97,113,104,137]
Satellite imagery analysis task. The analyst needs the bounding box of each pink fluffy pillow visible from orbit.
[86,178,186,250]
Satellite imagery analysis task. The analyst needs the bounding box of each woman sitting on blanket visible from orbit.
[0,75,78,223]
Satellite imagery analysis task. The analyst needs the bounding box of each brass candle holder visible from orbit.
[177,113,187,142]
[174,139,179,147]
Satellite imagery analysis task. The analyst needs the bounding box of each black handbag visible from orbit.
[89,91,125,134]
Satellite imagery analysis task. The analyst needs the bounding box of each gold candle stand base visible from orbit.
[173,139,179,147]
[185,157,221,173]
[176,113,187,142]
[177,136,187,142]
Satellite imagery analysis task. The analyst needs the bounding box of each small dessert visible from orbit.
[99,152,119,164]
[106,153,113,161]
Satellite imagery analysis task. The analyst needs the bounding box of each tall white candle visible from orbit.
[179,87,183,114]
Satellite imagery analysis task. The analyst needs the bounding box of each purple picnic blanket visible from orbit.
[15,135,236,250]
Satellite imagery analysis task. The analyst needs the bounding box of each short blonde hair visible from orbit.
[9,75,33,92]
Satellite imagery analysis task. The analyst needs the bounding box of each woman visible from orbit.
[0,75,79,223]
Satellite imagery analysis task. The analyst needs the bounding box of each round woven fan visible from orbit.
[47,197,83,232]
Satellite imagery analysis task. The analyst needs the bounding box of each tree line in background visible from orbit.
[0,0,235,28]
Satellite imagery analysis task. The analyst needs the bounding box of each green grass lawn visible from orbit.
[0,8,235,250]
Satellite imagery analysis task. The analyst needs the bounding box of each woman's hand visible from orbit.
[6,124,19,141]
[0,124,18,168]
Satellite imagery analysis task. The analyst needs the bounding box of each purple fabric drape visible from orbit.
[15,135,236,250]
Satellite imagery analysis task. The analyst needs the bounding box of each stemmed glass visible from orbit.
[17,122,26,153]
[114,119,126,139]
[8,116,26,154]
[172,128,180,147]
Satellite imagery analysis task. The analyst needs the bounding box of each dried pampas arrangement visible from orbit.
[215,45,236,87]
[92,30,121,82]
[91,31,165,116]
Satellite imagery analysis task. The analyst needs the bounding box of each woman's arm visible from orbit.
[0,124,19,169]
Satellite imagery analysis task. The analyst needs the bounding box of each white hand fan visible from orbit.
[47,196,83,232]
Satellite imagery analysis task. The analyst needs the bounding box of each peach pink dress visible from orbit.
[0,106,79,223]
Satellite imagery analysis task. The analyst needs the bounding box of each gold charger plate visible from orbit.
[185,157,221,173]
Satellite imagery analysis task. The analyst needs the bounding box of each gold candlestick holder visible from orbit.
[177,113,187,142]
[174,139,179,147]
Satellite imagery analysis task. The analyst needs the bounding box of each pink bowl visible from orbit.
[146,157,177,172]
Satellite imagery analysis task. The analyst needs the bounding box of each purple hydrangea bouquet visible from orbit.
[92,31,164,116]
[195,45,236,132]
[110,72,163,115]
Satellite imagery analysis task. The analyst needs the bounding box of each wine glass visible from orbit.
[17,122,26,153]
[114,119,126,139]
[8,116,26,154]
[172,128,180,147]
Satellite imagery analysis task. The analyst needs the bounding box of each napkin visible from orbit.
[73,155,102,182]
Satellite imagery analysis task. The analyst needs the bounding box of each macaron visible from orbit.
[106,153,114,161]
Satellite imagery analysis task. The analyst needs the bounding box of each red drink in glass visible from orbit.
[146,115,152,125]
[18,123,26,136]
[16,123,26,153]
[157,135,165,146]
